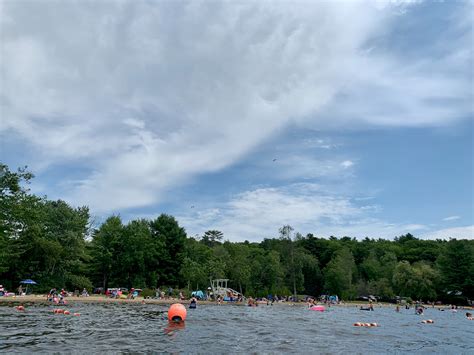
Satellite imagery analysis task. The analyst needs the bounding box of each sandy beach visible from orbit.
[2,295,470,310]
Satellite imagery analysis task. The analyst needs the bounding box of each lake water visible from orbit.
[1,302,472,353]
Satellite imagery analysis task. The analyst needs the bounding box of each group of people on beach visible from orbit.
[47,288,68,305]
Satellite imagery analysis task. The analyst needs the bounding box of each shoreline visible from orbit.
[1,295,471,310]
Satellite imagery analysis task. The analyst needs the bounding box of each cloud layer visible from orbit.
[176,182,470,241]
[176,183,473,241]
[1,1,471,213]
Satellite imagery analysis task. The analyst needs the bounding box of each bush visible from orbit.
[67,275,93,291]
[141,288,155,298]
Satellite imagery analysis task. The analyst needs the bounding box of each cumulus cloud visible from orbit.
[420,226,474,240]
[340,160,354,169]
[0,1,471,212]
[176,182,433,241]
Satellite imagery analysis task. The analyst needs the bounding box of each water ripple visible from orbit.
[1,303,472,353]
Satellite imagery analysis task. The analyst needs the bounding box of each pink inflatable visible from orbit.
[310,305,325,312]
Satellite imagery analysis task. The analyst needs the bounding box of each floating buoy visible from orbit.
[54,308,64,314]
[64,310,70,315]
[354,322,378,327]
[168,303,187,322]
[309,305,325,312]
[73,313,81,316]
[421,319,434,324]
[16,305,25,311]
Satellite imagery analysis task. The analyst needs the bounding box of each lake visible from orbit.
[1,302,472,353]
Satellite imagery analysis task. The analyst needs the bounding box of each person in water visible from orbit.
[247,296,255,307]
[189,296,197,309]
[360,301,374,311]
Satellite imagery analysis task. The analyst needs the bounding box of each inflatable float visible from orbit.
[309,305,325,312]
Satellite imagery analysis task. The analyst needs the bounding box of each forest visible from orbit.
[1,163,473,304]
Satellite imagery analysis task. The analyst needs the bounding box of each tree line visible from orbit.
[1,163,473,303]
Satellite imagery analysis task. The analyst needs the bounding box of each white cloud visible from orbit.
[420,226,474,240]
[177,182,431,241]
[0,1,471,212]
[442,215,461,221]
[340,160,354,169]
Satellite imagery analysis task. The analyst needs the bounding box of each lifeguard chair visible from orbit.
[210,279,243,300]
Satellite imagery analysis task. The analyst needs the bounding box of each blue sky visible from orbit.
[1,0,472,241]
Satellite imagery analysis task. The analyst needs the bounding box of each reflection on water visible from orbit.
[164,321,185,337]
[1,302,473,353]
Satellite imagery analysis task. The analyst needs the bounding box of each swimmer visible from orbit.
[189,296,197,309]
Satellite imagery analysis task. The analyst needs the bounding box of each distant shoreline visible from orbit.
[1,295,472,310]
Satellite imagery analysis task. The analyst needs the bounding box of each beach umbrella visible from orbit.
[20,279,37,295]
[20,279,37,285]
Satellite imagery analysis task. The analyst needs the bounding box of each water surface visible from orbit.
[1,303,472,353]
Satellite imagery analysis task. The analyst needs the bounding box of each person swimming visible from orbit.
[360,301,374,311]
[189,296,197,309]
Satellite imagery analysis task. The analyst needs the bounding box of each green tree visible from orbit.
[225,242,252,295]
[116,219,157,289]
[392,260,438,300]
[324,247,356,299]
[150,214,187,287]
[392,261,416,297]
[437,239,474,299]
[201,230,224,247]
[90,216,123,290]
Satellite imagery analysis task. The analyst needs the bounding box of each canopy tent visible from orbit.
[191,290,205,299]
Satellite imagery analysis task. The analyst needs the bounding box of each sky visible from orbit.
[0,0,472,242]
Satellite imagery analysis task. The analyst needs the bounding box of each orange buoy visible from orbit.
[64,310,70,315]
[427,319,434,323]
[168,303,187,322]
[353,322,362,327]
[364,323,371,327]
[73,313,80,316]
[16,305,25,311]
[370,323,378,327]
